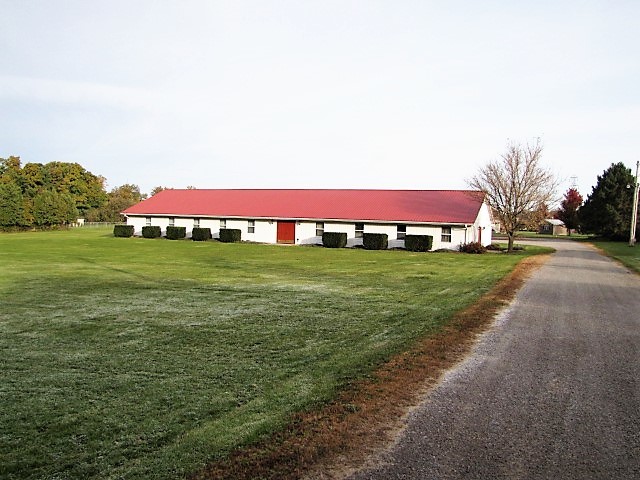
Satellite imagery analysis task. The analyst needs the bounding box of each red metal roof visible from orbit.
[123,189,485,224]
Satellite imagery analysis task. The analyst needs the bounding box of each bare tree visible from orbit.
[468,140,558,252]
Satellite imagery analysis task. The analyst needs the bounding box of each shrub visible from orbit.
[404,234,433,252]
[113,224,134,238]
[322,232,347,248]
[142,226,161,239]
[191,227,212,241]
[486,243,503,251]
[219,228,241,243]
[459,241,487,254]
[363,233,388,250]
[166,226,186,240]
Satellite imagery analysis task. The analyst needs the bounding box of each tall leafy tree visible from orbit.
[579,163,635,239]
[90,184,146,222]
[32,190,78,226]
[0,156,109,226]
[0,183,25,226]
[150,186,169,197]
[43,162,107,216]
[520,202,551,231]
[556,188,583,235]
[0,156,22,185]
[468,139,557,252]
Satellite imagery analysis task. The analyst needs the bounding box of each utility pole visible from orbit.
[630,160,639,247]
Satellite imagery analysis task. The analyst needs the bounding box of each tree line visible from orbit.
[2,152,637,241]
[550,162,637,241]
[469,140,639,248]
[0,156,152,228]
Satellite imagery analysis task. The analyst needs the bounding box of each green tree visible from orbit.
[1,156,108,226]
[21,163,46,197]
[42,162,107,215]
[0,182,25,226]
[0,156,22,185]
[579,163,635,239]
[150,186,168,196]
[32,190,78,226]
[92,184,146,222]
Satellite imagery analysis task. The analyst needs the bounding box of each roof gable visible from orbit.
[123,189,485,224]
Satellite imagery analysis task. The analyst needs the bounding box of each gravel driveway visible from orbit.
[348,240,640,480]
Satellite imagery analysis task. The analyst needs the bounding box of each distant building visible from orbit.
[122,189,493,250]
[539,219,568,236]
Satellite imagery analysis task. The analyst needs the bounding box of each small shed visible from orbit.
[539,219,567,236]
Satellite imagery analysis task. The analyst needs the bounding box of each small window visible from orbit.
[441,226,452,243]
[193,218,200,228]
[397,224,406,240]
[248,220,255,233]
[169,217,175,227]
[145,217,151,226]
[220,219,226,229]
[316,222,324,237]
[355,223,364,238]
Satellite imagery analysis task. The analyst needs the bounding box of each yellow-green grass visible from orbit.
[590,240,640,273]
[0,228,548,479]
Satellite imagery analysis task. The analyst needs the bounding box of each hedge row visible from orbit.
[322,232,347,248]
[405,234,433,252]
[219,228,241,243]
[191,227,212,241]
[363,233,388,250]
[166,226,186,240]
[118,226,438,254]
[141,226,161,238]
[113,224,134,238]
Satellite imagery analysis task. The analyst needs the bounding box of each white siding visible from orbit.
[127,215,146,235]
[250,220,277,243]
[296,221,322,245]
[125,203,493,249]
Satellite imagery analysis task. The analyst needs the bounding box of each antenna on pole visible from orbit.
[570,176,578,189]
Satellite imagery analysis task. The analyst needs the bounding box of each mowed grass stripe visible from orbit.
[1,228,541,479]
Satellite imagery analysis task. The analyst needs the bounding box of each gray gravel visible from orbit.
[348,240,640,480]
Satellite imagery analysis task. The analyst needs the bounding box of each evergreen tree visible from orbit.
[579,163,635,239]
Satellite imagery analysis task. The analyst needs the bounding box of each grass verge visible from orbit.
[589,240,640,273]
[0,228,550,479]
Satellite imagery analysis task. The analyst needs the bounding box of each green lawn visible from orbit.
[1,228,546,479]
[590,240,640,273]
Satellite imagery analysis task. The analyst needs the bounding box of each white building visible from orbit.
[122,189,493,250]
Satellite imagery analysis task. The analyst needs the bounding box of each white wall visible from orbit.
[125,213,491,249]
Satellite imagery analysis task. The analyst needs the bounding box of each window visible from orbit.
[441,226,452,243]
[145,217,151,226]
[355,223,364,238]
[248,220,255,233]
[220,219,226,229]
[193,218,200,228]
[169,217,175,227]
[397,224,406,240]
[316,222,324,237]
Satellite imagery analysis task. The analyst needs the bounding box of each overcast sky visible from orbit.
[1,1,638,198]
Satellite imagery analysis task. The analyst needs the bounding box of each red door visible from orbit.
[277,221,296,244]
